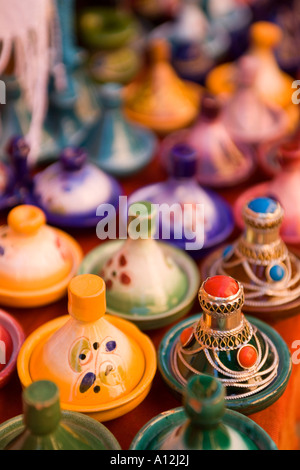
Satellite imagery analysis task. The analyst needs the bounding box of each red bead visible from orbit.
[204,275,239,298]
[237,345,258,369]
[180,327,194,346]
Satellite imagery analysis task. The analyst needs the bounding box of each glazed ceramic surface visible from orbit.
[78,201,200,330]
[161,94,256,187]
[130,376,277,450]
[158,276,291,415]
[87,83,157,177]
[32,147,122,228]
[0,205,82,307]
[124,38,202,134]
[204,197,300,318]
[88,48,141,85]
[236,138,300,245]
[17,274,157,421]
[129,144,234,255]
[0,380,121,450]
[0,309,24,388]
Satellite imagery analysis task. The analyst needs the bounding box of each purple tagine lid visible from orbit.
[128,143,234,256]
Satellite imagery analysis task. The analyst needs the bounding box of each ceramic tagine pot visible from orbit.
[206,21,299,133]
[150,0,230,84]
[78,7,140,51]
[78,202,200,330]
[130,375,277,450]
[17,274,157,421]
[275,0,300,77]
[31,146,122,228]
[130,0,181,22]
[160,94,256,188]
[158,274,291,415]
[0,204,82,307]
[0,309,24,389]
[124,38,202,135]
[235,137,300,244]
[128,144,234,257]
[221,55,289,147]
[203,197,300,319]
[0,380,121,450]
[87,83,157,178]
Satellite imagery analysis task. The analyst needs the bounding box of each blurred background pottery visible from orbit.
[129,144,234,256]
[0,205,82,307]
[87,83,157,177]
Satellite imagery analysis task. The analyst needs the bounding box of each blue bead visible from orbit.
[248,197,277,214]
[106,340,116,352]
[269,264,285,282]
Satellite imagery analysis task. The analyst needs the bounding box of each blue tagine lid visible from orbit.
[128,143,234,257]
[158,274,291,415]
[130,375,277,450]
[86,83,157,178]
[31,146,122,228]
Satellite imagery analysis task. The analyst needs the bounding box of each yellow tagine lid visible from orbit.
[28,274,147,409]
[0,205,82,307]
[124,38,202,134]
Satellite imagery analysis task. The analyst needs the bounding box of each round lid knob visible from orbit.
[247,197,278,215]
[243,197,284,229]
[149,38,170,62]
[23,380,61,435]
[68,274,106,322]
[250,21,282,48]
[204,275,239,298]
[169,143,197,178]
[60,147,88,171]
[8,205,46,236]
[183,375,225,428]
[6,136,30,161]
[99,82,123,108]
[200,94,222,121]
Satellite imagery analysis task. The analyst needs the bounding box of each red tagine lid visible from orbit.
[204,275,239,298]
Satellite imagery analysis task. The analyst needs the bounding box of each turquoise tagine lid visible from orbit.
[130,375,277,450]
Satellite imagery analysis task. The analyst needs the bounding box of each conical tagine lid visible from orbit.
[87,83,157,177]
[100,201,189,316]
[29,274,145,407]
[0,205,74,291]
[130,375,277,450]
[32,147,122,225]
[124,38,202,134]
[0,380,121,450]
[161,94,255,187]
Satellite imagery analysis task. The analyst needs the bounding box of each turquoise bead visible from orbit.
[269,264,286,282]
[222,245,233,258]
[248,197,277,214]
